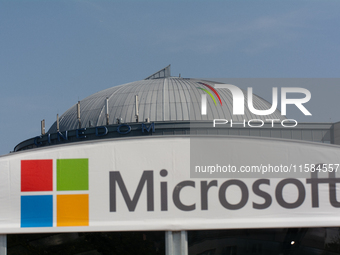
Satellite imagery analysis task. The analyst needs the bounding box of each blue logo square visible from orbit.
[21,195,53,228]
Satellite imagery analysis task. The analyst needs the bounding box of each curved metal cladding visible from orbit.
[48,77,286,133]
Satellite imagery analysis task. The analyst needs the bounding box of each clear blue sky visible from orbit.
[1,0,340,155]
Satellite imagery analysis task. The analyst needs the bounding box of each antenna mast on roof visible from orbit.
[144,65,171,80]
[56,114,60,132]
[106,97,109,125]
[135,95,139,122]
[77,101,81,129]
[41,119,45,135]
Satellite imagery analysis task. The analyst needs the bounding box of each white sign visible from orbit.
[0,136,340,234]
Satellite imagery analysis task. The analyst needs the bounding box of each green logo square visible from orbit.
[57,159,88,191]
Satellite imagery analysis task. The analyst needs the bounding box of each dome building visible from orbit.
[2,66,340,255]
[16,66,330,152]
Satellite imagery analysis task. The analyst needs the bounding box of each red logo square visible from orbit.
[21,160,53,192]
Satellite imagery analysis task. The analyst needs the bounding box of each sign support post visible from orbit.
[0,234,6,255]
[166,231,187,255]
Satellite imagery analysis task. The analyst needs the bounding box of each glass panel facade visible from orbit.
[8,231,165,255]
[188,228,340,255]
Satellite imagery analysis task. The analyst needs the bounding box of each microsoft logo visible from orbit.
[20,159,89,228]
